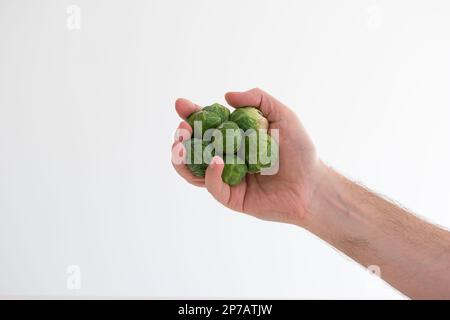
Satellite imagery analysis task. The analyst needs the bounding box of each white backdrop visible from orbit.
[1,0,449,299]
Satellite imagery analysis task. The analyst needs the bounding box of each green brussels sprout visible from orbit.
[183,138,214,177]
[240,131,279,174]
[203,103,230,123]
[212,121,243,155]
[221,155,248,186]
[230,107,269,132]
[187,110,222,137]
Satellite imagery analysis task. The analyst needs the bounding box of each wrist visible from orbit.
[297,165,352,237]
[291,160,332,227]
[298,166,377,253]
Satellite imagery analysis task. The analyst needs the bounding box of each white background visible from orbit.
[1,0,449,299]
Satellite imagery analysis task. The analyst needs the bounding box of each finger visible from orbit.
[171,141,205,187]
[175,98,201,120]
[225,88,285,122]
[173,121,192,143]
[205,156,230,205]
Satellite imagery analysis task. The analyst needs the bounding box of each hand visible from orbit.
[171,88,327,225]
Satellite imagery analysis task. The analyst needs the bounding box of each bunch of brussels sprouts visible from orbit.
[183,103,279,186]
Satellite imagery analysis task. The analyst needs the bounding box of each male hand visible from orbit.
[171,88,326,224]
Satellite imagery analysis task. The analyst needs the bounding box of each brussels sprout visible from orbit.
[241,131,279,174]
[203,103,230,123]
[183,138,214,177]
[187,110,222,137]
[230,107,269,132]
[212,121,243,155]
[221,155,248,186]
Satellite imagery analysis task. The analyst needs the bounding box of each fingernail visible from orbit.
[212,156,223,165]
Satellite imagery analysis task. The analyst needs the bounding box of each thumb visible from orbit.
[205,156,230,205]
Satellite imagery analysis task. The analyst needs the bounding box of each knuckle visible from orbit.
[250,87,264,94]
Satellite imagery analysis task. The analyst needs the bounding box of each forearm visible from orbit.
[300,166,450,299]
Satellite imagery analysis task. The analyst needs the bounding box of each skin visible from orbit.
[171,88,450,299]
